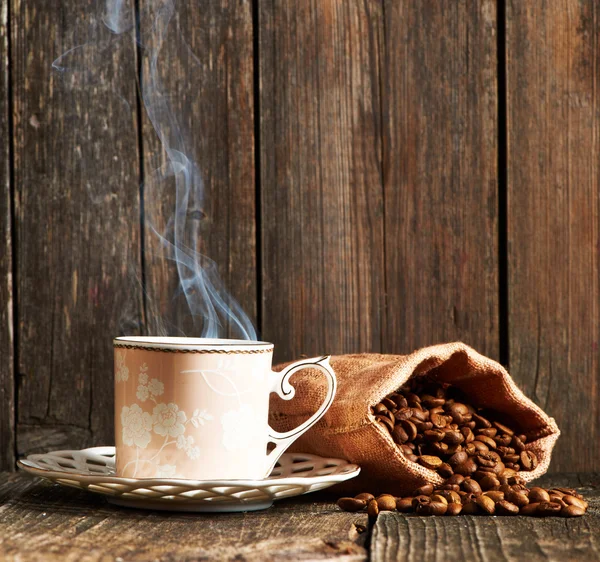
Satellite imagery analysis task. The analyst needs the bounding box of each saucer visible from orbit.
[17,447,360,512]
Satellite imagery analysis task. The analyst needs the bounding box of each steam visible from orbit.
[55,0,257,340]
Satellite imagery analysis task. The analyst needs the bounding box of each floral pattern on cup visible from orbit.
[119,361,214,477]
[121,404,152,448]
[221,404,260,451]
[115,350,129,382]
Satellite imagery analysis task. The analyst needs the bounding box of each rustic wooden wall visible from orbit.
[0,0,598,473]
[506,1,600,472]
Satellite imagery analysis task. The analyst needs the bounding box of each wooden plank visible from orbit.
[259,0,386,363]
[371,473,600,562]
[139,0,256,338]
[0,474,367,561]
[11,2,143,455]
[0,0,14,471]
[506,1,600,471]
[382,1,499,358]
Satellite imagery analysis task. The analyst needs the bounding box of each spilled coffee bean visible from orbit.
[336,380,587,517]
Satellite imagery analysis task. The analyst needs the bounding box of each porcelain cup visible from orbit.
[113,336,337,480]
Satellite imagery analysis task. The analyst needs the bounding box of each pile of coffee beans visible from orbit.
[337,380,587,517]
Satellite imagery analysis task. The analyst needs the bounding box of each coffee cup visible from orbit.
[113,337,336,480]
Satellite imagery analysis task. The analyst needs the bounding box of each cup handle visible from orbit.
[264,355,337,477]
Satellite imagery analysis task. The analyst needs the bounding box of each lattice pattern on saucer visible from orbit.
[17,447,360,512]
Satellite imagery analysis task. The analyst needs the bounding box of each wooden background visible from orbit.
[0,0,598,474]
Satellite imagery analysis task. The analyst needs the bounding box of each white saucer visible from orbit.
[17,447,360,512]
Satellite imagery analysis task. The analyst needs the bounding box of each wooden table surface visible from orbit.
[0,472,598,561]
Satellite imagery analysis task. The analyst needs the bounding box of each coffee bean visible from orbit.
[446,503,463,516]
[422,395,446,408]
[373,403,387,415]
[462,478,482,495]
[430,494,448,506]
[496,500,519,515]
[475,495,496,515]
[472,413,492,428]
[455,458,478,476]
[436,463,453,478]
[412,408,430,422]
[479,474,500,491]
[511,435,526,452]
[445,474,465,486]
[337,498,367,512]
[562,495,588,510]
[475,435,497,449]
[377,416,394,432]
[481,460,505,476]
[500,468,517,479]
[416,500,447,516]
[506,490,529,508]
[560,505,586,517]
[443,430,465,445]
[448,451,469,468]
[461,500,480,515]
[382,397,397,411]
[528,487,550,503]
[477,428,498,438]
[536,501,562,517]
[520,450,538,471]
[438,483,461,492]
[412,496,430,509]
[430,413,448,428]
[447,402,469,416]
[503,454,520,464]
[413,484,434,496]
[430,442,450,455]
[437,490,462,504]
[402,420,420,441]
[491,421,514,436]
[392,425,409,444]
[476,452,499,468]
[414,501,432,515]
[519,502,540,516]
[342,381,587,519]
[394,407,413,422]
[429,501,448,515]
[549,495,567,507]
[483,490,505,503]
[391,394,408,409]
[396,497,414,512]
[418,455,443,470]
[377,494,397,511]
[367,499,379,517]
[461,427,475,443]
[424,429,446,442]
[552,487,582,498]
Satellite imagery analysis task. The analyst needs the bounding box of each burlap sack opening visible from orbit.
[270,342,560,496]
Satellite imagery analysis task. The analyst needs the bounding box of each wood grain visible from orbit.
[259,0,386,363]
[382,1,499,359]
[506,1,600,472]
[371,473,600,562]
[0,475,367,561]
[139,0,256,338]
[0,0,14,471]
[11,1,143,456]
[1,473,598,561]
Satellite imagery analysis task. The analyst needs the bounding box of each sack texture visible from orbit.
[270,342,560,496]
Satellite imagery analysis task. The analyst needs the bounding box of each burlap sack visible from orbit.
[270,342,560,496]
